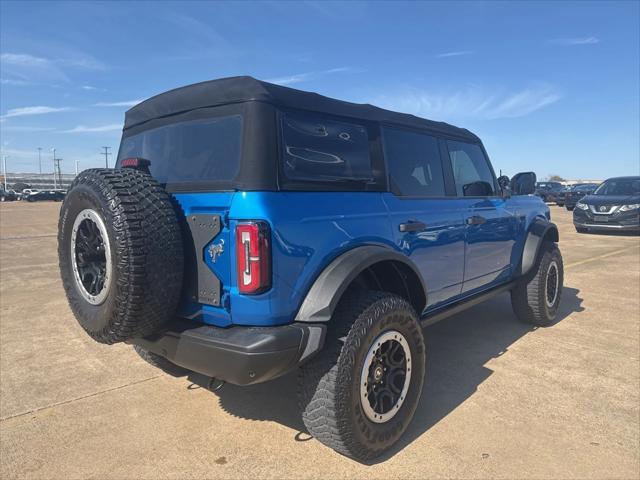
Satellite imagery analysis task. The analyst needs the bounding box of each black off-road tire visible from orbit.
[511,242,563,327]
[58,168,184,344]
[133,345,189,377]
[299,290,426,461]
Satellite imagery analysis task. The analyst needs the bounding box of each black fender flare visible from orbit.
[295,245,427,323]
[518,217,559,276]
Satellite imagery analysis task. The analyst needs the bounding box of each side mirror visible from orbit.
[497,175,511,198]
[511,172,537,195]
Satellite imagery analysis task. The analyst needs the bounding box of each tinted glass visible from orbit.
[117,115,242,184]
[281,111,372,182]
[447,140,495,196]
[594,178,640,195]
[382,127,445,197]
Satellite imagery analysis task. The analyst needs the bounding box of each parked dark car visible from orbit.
[564,183,600,210]
[535,181,564,203]
[555,186,570,206]
[573,176,639,233]
[25,190,65,202]
[0,188,18,202]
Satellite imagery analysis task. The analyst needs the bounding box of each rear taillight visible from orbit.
[236,221,271,294]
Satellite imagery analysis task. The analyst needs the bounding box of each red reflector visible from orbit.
[236,221,271,294]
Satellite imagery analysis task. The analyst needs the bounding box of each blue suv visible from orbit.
[58,76,563,460]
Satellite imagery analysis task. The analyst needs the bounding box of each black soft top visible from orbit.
[124,76,478,141]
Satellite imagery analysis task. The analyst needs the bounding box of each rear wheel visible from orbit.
[299,290,425,461]
[511,242,563,326]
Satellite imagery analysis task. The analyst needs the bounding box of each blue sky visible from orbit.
[1,0,638,180]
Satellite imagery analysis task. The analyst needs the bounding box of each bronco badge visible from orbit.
[208,239,225,263]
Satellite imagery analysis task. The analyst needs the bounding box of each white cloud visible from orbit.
[0,78,31,86]
[62,124,122,133]
[0,51,107,84]
[549,36,600,46]
[57,55,107,71]
[485,87,561,119]
[1,106,72,119]
[1,126,56,132]
[266,67,355,86]
[0,53,49,67]
[374,84,561,121]
[436,50,474,58]
[92,99,144,107]
[81,85,105,91]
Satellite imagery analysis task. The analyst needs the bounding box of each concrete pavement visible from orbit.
[1,202,638,479]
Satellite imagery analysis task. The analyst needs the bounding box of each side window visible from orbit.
[281,111,372,182]
[382,127,446,197]
[447,140,495,196]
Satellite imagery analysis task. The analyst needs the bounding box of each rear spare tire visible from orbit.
[58,168,184,344]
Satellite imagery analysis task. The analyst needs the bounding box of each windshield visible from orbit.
[117,115,243,186]
[594,178,640,196]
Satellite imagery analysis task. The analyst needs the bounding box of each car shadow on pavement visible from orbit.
[191,287,584,464]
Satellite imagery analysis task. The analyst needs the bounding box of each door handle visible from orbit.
[399,221,426,233]
[467,215,487,225]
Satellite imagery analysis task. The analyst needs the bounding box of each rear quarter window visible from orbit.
[117,115,243,185]
[280,111,373,183]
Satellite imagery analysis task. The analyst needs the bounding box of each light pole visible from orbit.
[51,148,57,189]
[2,155,8,191]
[101,146,111,168]
[75,160,79,176]
[54,158,62,189]
[37,147,42,174]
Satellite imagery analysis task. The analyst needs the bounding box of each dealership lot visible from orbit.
[0,202,638,479]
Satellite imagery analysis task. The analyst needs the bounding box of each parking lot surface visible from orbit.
[1,202,638,479]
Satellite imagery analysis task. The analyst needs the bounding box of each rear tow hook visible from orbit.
[207,377,226,392]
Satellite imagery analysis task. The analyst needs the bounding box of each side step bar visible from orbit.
[420,281,516,327]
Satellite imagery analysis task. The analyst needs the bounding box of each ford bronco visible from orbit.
[58,76,563,460]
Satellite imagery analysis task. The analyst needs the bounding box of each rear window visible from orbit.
[281,111,373,183]
[117,115,242,185]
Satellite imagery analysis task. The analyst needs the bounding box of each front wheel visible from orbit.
[299,291,426,461]
[511,242,563,326]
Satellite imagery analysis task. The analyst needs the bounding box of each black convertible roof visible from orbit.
[124,76,478,141]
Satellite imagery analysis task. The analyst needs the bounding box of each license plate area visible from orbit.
[593,215,609,223]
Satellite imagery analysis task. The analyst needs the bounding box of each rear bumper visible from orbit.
[128,320,326,385]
